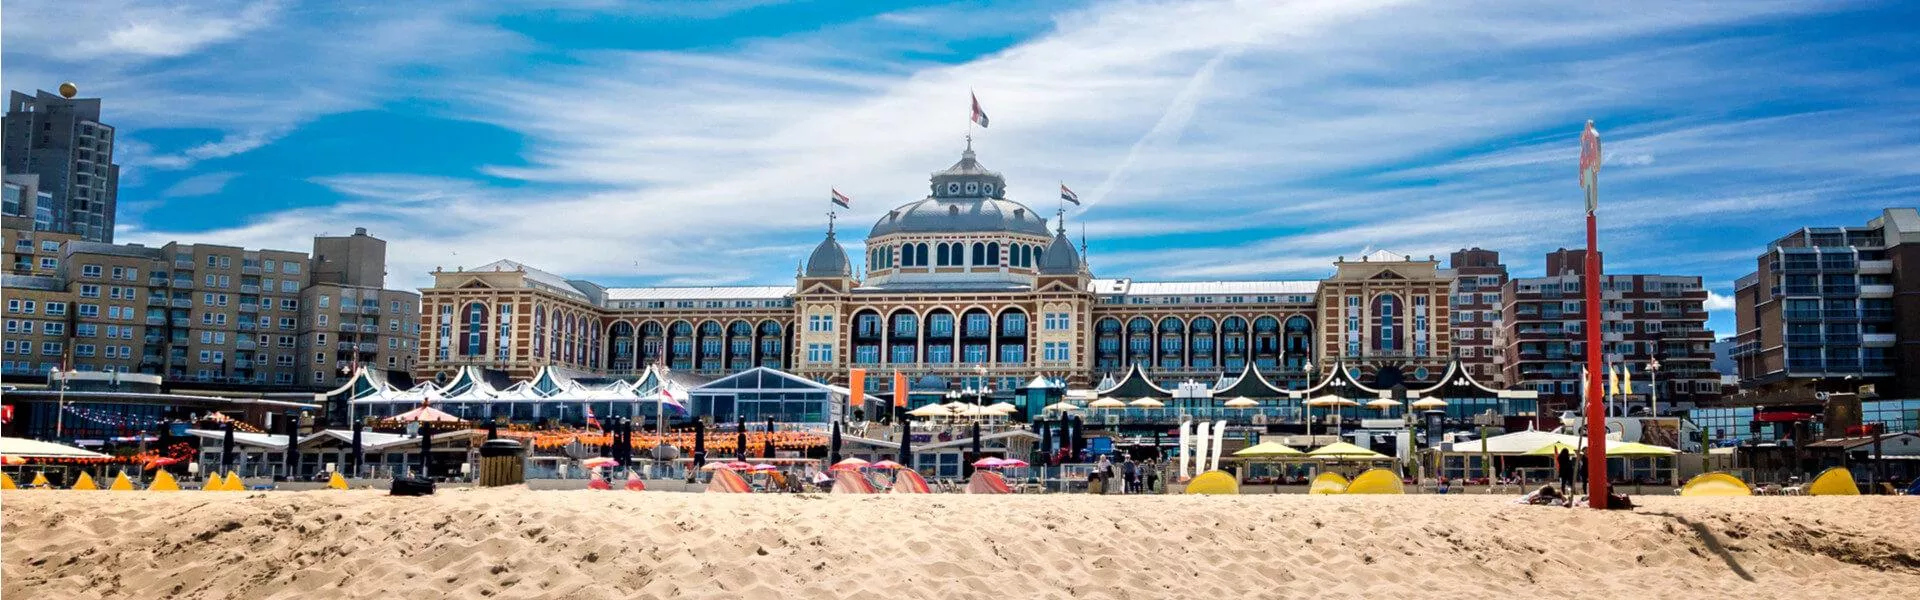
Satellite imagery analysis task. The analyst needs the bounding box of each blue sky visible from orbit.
[7,0,1920,336]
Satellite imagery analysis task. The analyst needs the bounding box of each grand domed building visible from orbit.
[416,144,1483,400]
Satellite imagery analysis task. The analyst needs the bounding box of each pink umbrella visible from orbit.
[624,469,646,491]
[700,463,732,471]
[725,460,753,471]
[582,457,619,469]
[751,463,778,472]
[998,458,1030,468]
[869,460,904,470]
[972,457,1007,468]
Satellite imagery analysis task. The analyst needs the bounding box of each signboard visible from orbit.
[1090,437,1113,455]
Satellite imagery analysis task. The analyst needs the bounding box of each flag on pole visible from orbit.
[585,404,602,431]
[1579,120,1602,211]
[970,92,989,128]
[831,188,852,209]
[1059,183,1080,205]
[894,371,909,408]
[1607,364,1621,398]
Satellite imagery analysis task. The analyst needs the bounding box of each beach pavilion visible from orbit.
[185,427,486,480]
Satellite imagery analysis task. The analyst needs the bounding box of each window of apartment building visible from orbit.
[198,350,211,364]
[203,293,215,306]
[44,302,64,316]
[80,264,102,278]
[276,355,294,366]
[262,277,275,292]
[206,255,218,267]
[39,240,58,252]
[217,294,229,307]
[41,342,61,355]
[204,274,216,287]
[806,343,832,362]
[200,332,213,344]
[104,306,119,320]
[318,295,331,308]
[219,257,231,269]
[78,324,98,337]
[278,336,294,347]
[217,275,230,288]
[77,304,99,317]
[318,314,329,327]
[388,338,399,349]
[74,344,96,357]
[78,284,100,298]
[280,317,295,330]
[317,333,328,345]
[264,259,276,271]
[389,321,399,332]
[3,299,16,313]
[43,322,64,336]
[38,257,55,270]
[281,281,297,293]
[281,299,297,310]
[201,313,215,325]
[110,266,125,280]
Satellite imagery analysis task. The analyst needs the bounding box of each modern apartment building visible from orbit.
[2,90,120,242]
[0,225,419,389]
[1729,208,1917,396]
[1500,249,1717,414]
[4,224,83,277]
[299,228,420,387]
[1447,248,1508,384]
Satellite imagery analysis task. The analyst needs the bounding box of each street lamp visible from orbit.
[1647,357,1661,417]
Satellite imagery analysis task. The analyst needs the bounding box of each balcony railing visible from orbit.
[170,299,191,308]
[340,323,360,332]
[173,260,194,269]
[358,343,379,352]
[339,305,361,314]
[240,284,260,294]
[1785,334,1825,345]
[237,321,256,331]
[171,279,193,289]
[238,304,259,313]
[146,316,166,326]
[148,276,168,287]
[170,318,190,327]
[147,297,167,306]
[236,339,257,350]
[242,266,262,275]
[1784,310,1821,321]
[1864,308,1894,321]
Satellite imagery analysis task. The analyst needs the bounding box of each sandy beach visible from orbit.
[4,490,1917,599]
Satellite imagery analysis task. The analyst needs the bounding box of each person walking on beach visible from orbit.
[1555,448,1574,494]
[1121,457,1138,494]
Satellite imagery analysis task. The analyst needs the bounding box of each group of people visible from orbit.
[1090,455,1160,494]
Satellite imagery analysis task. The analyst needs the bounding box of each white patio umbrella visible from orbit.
[1223,397,1259,408]
[1129,397,1165,408]
[1411,397,1450,410]
[1088,397,1127,409]
[1044,401,1083,413]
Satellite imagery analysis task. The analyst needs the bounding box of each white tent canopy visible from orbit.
[0,436,109,458]
[1443,430,1650,456]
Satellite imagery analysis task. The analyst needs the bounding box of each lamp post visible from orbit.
[53,368,69,439]
[1647,357,1661,418]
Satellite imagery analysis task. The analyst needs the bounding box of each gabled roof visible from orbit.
[467,259,594,300]
[1212,363,1290,399]
[1093,363,1174,398]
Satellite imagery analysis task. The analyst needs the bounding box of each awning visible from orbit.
[0,436,110,459]
[1754,411,1816,423]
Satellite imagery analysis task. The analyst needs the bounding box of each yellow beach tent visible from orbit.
[202,472,224,491]
[1807,467,1860,496]
[109,471,135,491]
[1345,468,1405,495]
[328,472,349,490]
[71,471,99,490]
[150,470,182,491]
[1185,470,1239,495]
[1309,471,1349,494]
[29,472,49,487]
[1680,472,1751,497]
[222,471,246,491]
[0,473,14,489]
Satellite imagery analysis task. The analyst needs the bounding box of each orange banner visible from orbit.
[849,368,866,410]
[894,371,908,407]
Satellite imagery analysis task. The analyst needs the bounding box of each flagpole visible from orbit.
[1581,120,1609,509]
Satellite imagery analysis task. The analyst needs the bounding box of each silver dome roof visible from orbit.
[1038,230,1082,275]
[803,231,851,278]
[868,147,1051,238]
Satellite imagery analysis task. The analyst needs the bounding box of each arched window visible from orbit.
[1372,294,1400,352]
[462,302,489,357]
[971,242,986,266]
[985,242,999,266]
[532,306,546,358]
[936,243,950,266]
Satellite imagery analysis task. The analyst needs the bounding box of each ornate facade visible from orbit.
[415,146,1468,396]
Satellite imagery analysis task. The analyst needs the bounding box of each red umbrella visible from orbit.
[1,456,25,466]
[624,469,646,491]
[144,456,183,471]
[829,457,870,472]
[869,460,904,470]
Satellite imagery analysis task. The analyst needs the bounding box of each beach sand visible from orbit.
[5,490,1917,599]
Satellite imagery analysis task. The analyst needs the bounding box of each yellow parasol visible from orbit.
[1233,442,1304,457]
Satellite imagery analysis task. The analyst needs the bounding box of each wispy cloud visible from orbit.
[161,171,240,198]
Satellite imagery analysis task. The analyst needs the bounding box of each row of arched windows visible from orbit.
[1093,314,1314,373]
[872,240,1046,269]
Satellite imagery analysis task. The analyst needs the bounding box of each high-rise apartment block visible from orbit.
[1447,248,1509,383]
[1730,208,1917,396]
[1500,249,1717,414]
[0,226,419,388]
[300,228,419,386]
[3,90,120,242]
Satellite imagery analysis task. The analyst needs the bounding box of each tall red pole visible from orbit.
[1584,212,1609,508]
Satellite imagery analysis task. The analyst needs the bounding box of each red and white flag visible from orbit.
[970,92,989,128]
[584,404,601,431]
[831,188,852,209]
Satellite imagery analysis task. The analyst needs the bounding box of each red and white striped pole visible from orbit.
[1580,120,1609,509]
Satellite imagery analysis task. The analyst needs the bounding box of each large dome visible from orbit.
[868,146,1052,239]
[869,196,1052,238]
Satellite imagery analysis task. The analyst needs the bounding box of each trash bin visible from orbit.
[477,439,526,487]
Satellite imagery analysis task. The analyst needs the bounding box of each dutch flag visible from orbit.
[831,188,852,209]
[1059,183,1080,205]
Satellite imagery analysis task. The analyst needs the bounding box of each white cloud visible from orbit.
[1704,291,1736,312]
[161,172,240,198]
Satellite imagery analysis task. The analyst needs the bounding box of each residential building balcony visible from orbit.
[1858,259,1893,275]
[1786,359,1824,372]
[1824,285,1860,296]
[171,279,193,289]
[1825,308,1859,319]
[173,260,193,269]
[147,297,167,306]
[143,334,163,343]
[1785,334,1825,345]
[337,342,357,351]
[233,359,253,368]
[358,343,379,352]
[339,304,361,314]
[170,318,190,327]
[242,265,262,275]
[141,355,160,365]
[340,323,360,332]
[1861,284,1894,297]
[241,284,260,294]
[1827,333,1861,345]
[170,299,191,308]
[237,321,256,332]
[146,316,165,326]
[1785,310,1821,321]
[1864,308,1894,321]
[1863,333,1896,346]
[238,304,259,313]
[236,339,257,350]
[148,276,168,287]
